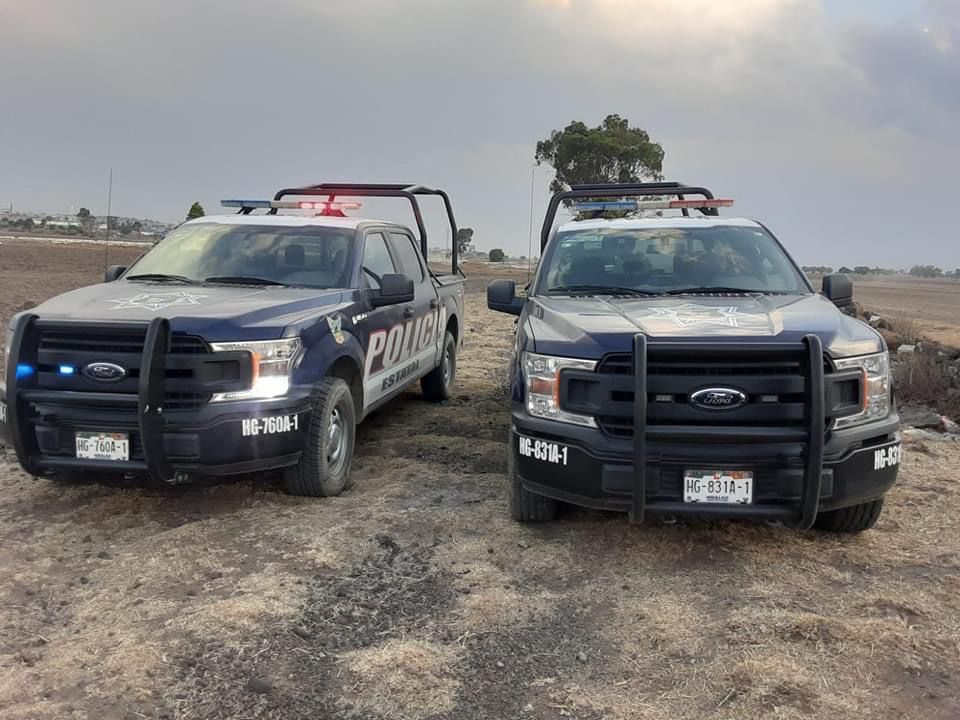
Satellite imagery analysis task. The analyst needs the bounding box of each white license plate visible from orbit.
[684,470,753,505]
[76,432,130,461]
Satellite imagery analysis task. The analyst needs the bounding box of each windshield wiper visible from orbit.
[665,286,788,295]
[125,273,195,283]
[203,276,289,287]
[549,285,663,297]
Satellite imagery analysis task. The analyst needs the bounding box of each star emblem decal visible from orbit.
[108,290,209,312]
[644,303,744,328]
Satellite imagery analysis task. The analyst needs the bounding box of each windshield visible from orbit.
[539,224,808,295]
[126,222,355,288]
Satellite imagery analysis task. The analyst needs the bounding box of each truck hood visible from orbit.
[527,294,882,360]
[26,281,351,341]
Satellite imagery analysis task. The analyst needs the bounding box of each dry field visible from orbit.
[851,276,960,350]
[0,240,959,720]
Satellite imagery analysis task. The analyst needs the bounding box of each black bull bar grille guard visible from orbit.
[555,334,851,529]
[5,315,254,483]
[630,334,824,528]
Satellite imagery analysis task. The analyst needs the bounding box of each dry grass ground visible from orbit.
[0,242,958,719]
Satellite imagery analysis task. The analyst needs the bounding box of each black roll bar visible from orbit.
[539,182,720,252]
[272,183,461,275]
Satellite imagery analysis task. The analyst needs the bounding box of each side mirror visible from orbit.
[371,273,415,307]
[822,274,853,308]
[487,279,524,316]
[105,265,126,282]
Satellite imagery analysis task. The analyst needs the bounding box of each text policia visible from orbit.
[364,306,448,389]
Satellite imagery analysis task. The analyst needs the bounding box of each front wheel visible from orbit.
[421,331,457,402]
[509,443,558,522]
[284,377,356,497]
[814,499,884,533]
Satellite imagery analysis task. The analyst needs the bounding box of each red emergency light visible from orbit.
[296,200,363,217]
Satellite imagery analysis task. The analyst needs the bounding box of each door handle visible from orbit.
[403,306,415,319]
[429,299,439,310]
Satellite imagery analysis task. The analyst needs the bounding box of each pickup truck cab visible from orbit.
[0,183,465,496]
[488,182,899,532]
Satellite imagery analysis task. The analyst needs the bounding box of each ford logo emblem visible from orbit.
[690,387,747,411]
[82,362,127,383]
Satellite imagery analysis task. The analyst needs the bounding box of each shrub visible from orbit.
[894,351,959,420]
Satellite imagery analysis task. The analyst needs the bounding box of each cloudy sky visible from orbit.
[1,0,957,269]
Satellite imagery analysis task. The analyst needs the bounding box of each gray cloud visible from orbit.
[0,0,957,269]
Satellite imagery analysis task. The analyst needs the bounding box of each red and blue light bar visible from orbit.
[221,199,363,217]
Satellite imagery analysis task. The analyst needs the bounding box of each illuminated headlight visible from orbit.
[832,352,891,429]
[209,338,302,402]
[522,351,597,427]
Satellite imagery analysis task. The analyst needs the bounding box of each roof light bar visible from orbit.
[220,199,363,216]
[572,198,734,214]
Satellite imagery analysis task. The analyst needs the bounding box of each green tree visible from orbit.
[909,265,943,278]
[456,228,475,256]
[187,202,205,220]
[535,114,665,195]
[489,248,506,263]
[853,266,871,276]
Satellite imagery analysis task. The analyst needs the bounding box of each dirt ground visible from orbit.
[1,241,959,720]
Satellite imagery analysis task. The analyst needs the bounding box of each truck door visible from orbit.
[386,230,441,378]
[359,230,408,411]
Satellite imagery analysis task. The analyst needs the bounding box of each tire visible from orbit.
[814,499,884,533]
[421,330,457,402]
[284,377,356,497]
[509,442,558,522]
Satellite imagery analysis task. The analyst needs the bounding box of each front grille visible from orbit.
[39,331,209,355]
[35,328,212,410]
[588,348,811,438]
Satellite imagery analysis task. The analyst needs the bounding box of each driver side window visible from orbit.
[362,232,396,290]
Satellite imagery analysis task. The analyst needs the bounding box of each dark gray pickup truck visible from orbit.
[1,183,466,497]
[488,182,899,532]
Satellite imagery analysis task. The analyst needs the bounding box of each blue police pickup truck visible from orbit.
[0,183,465,496]
[488,182,900,533]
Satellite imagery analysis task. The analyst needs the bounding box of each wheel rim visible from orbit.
[326,405,349,475]
[442,346,454,385]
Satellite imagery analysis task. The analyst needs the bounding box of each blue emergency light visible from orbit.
[571,201,640,213]
[59,365,76,376]
[221,199,274,209]
[15,363,34,379]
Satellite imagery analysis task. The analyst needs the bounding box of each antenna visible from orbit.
[104,168,113,271]
[527,165,536,281]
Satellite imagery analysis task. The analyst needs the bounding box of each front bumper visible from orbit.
[2,315,313,483]
[1,376,312,480]
[513,416,900,521]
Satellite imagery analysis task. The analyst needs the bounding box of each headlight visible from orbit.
[522,351,597,427]
[209,338,302,402]
[832,352,891,429]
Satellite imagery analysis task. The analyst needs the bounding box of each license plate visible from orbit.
[76,432,130,461]
[684,470,753,505]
